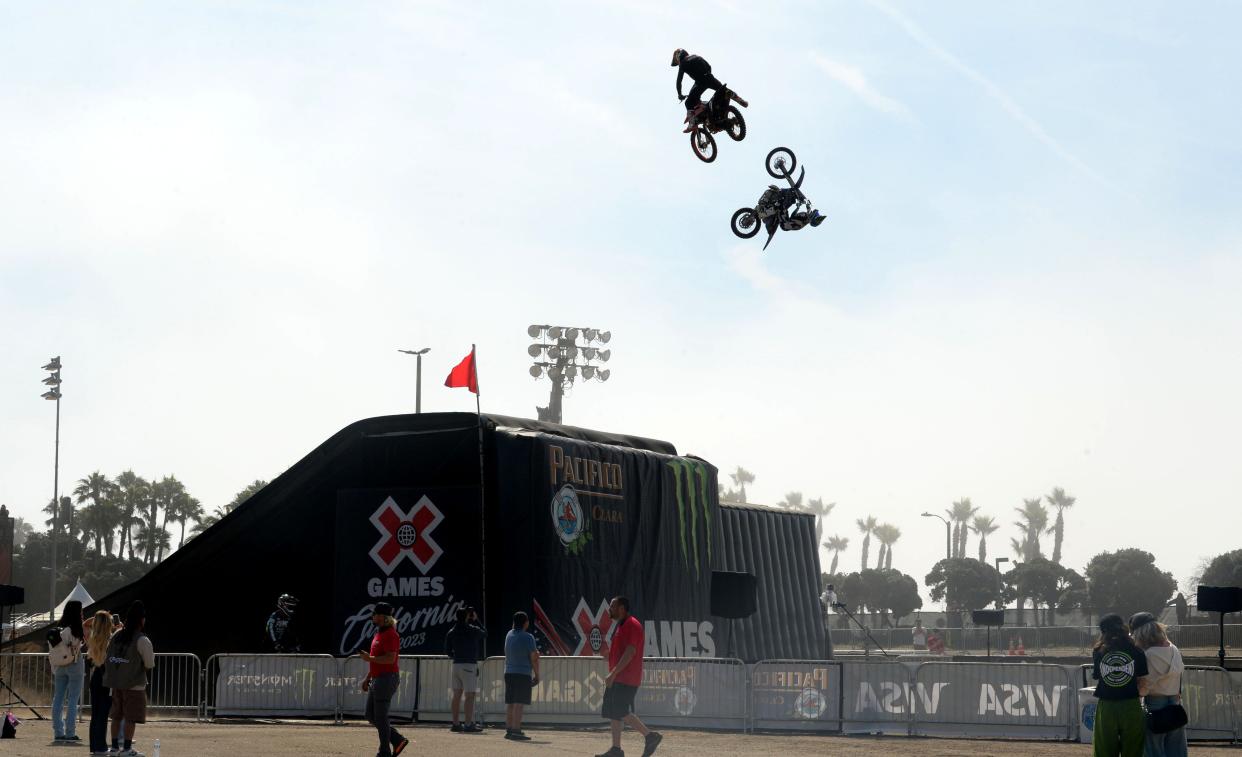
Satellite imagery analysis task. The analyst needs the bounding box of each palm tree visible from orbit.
[779,492,804,511]
[189,479,269,539]
[824,535,849,575]
[946,498,978,559]
[728,467,755,503]
[971,515,999,562]
[134,520,170,563]
[1045,486,1076,564]
[175,495,203,549]
[114,471,149,560]
[874,524,901,570]
[73,471,118,556]
[43,495,76,538]
[805,498,835,543]
[155,475,188,562]
[1014,498,1049,560]
[856,516,878,570]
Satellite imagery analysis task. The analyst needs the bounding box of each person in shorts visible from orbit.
[596,597,662,757]
[503,611,539,741]
[102,601,154,757]
[446,606,486,733]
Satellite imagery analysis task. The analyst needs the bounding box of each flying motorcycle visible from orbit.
[685,84,748,163]
[730,147,825,250]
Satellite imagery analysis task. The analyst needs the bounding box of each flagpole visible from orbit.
[472,345,488,638]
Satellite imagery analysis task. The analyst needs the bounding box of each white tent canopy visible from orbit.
[53,579,95,620]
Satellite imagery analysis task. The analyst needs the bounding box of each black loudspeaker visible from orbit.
[971,609,1005,626]
[711,571,758,619]
[1198,586,1242,614]
[0,584,24,606]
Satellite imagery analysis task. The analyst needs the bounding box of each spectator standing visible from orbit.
[357,602,410,757]
[1090,613,1148,757]
[85,610,115,755]
[595,596,662,757]
[48,599,85,743]
[503,611,540,741]
[926,627,945,655]
[446,606,486,733]
[102,601,155,757]
[911,619,927,651]
[1173,593,1189,627]
[1131,612,1188,757]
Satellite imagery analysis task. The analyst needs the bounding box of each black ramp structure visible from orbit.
[79,413,826,662]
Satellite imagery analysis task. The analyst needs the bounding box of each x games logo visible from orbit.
[369,495,444,576]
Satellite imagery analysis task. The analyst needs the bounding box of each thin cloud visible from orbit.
[809,52,911,119]
[865,0,1112,187]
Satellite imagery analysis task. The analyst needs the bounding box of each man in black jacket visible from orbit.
[671,48,727,133]
[445,607,486,733]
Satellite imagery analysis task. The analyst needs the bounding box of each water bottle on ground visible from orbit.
[153,738,161,757]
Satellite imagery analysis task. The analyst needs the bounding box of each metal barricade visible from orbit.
[477,655,607,724]
[634,657,747,730]
[0,653,59,712]
[338,655,420,721]
[839,659,916,734]
[203,654,339,718]
[1182,666,1238,742]
[410,656,457,721]
[2,652,200,719]
[912,661,1075,740]
[749,659,840,732]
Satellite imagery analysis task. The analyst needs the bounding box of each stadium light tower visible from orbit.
[41,356,62,616]
[527,325,612,424]
[398,348,431,413]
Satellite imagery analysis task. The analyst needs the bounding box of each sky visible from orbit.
[2,0,1240,604]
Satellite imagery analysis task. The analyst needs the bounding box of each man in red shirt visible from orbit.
[358,602,411,757]
[596,596,662,757]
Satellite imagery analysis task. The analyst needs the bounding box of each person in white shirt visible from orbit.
[48,600,86,743]
[1130,611,1187,757]
[911,619,927,651]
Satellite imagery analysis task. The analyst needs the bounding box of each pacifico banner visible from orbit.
[332,487,483,657]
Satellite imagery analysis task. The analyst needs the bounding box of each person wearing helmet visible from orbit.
[266,594,301,653]
[671,48,725,133]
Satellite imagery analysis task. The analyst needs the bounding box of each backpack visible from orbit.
[1,711,18,739]
[46,627,77,667]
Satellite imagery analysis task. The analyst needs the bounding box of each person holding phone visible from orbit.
[357,602,410,757]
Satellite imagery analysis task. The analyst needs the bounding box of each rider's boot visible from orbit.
[810,210,826,227]
[683,104,704,133]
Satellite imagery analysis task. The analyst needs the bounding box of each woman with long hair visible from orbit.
[357,602,410,757]
[1130,612,1188,757]
[1092,613,1149,757]
[48,599,86,743]
[85,610,115,755]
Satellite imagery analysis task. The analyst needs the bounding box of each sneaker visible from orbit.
[450,722,462,732]
[809,210,826,227]
[120,750,146,757]
[66,735,83,741]
[506,730,531,741]
[462,723,480,733]
[642,732,664,757]
[595,748,625,757]
[393,736,411,755]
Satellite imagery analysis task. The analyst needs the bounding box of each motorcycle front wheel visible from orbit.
[726,107,746,142]
[691,129,717,163]
[731,207,761,239]
[766,146,797,179]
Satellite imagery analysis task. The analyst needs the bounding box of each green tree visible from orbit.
[728,467,755,503]
[971,515,999,562]
[174,495,203,549]
[1199,549,1242,588]
[779,492,804,511]
[73,471,119,556]
[878,569,923,624]
[824,535,849,575]
[1013,498,1049,560]
[114,470,150,560]
[1006,557,1063,626]
[155,475,189,561]
[947,498,978,559]
[1045,487,1077,564]
[190,479,268,537]
[1086,548,1177,618]
[926,558,1002,611]
[805,498,835,544]
[874,523,901,570]
[43,495,76,539]
[856,516,878,571]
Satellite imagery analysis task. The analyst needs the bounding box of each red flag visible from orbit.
[444,347,479,394]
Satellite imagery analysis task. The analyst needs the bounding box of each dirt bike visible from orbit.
[686,84,748,164]
[730,147,824,250]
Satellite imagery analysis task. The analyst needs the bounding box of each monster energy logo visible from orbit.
[667,459,713,579]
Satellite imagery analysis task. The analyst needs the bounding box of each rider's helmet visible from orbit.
[670,48,687,67]
[277,594,299,614]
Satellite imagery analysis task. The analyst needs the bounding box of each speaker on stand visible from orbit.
[1197,586,1242,668]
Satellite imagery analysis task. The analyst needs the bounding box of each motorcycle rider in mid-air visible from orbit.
[266,593,301,653]
[671,48,747,133]
[760,185,827,235]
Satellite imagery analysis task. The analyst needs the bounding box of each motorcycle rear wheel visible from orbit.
[691,129,717,163]
[766,146,797,179]
[726,107,746,142]
[731,207,761,239]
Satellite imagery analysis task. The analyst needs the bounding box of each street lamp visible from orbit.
[527,325,612,424]
[994,557,1010,610]
[920,512,951,562]
[398,348,431,413]
[41,357,62,617]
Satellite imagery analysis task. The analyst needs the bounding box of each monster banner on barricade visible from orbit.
[333,488,483,657]
[494,431,721,662]
[633,659,748,728]
[338,655,419,718]
[213,655,343,717]
[750,661,841,731]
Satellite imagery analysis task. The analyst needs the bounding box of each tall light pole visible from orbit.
[527,325,612,424]
[994,556,1010,610]
[398,348,431,413]
[920,511,951,562]
[41,356,62,617]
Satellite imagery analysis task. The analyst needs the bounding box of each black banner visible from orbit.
[496,433,720,660]
[332,488,482,657]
